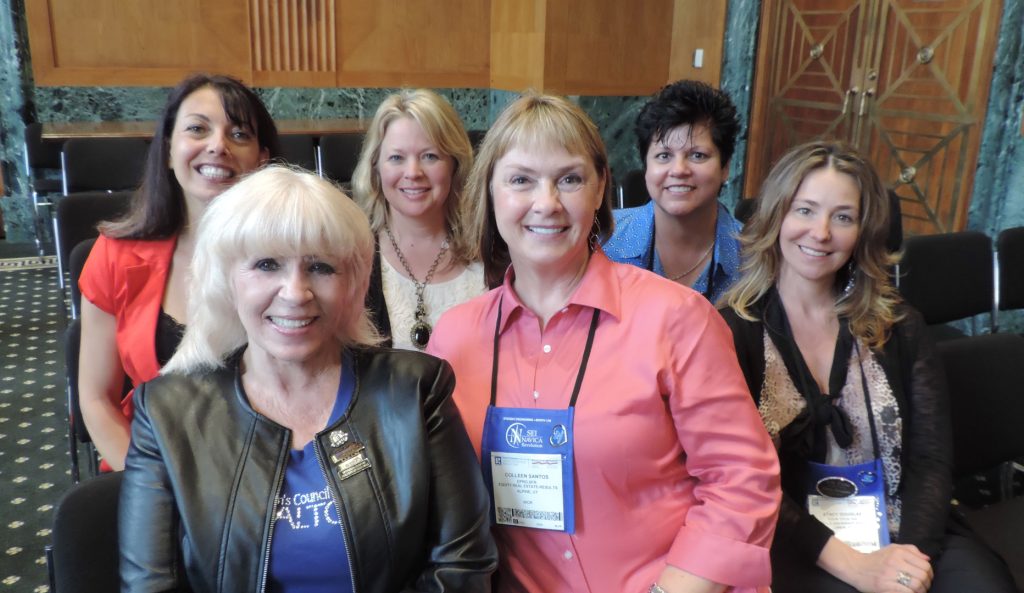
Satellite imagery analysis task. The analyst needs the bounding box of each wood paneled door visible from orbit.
[746,0,1002,235]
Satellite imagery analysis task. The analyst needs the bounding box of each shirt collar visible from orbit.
[614,201,656,260]
[495,250,622,334]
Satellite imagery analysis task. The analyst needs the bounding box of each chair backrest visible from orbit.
[467,129,487,151]
[898,231,993,325]
[318,133,365,184]
[885,189,904,253]
[54,191,132,276]
[64,318,90,445]
[997,227,1024,312]
[937,333,1024,477]
[617,169,648,209]
[62,137,148,194]
[734,198,757,225]
[68,238,97,319]
[276,134,318,172]
[25,122,64,169]
[50,471,121,593]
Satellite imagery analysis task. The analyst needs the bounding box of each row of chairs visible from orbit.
[24,123,376,195]
[899,227,1024,338]
[46,333,1024,592]
[23,123,377,255]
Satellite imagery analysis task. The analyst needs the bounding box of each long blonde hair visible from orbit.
[351,89,477,263]
[722,141,902,349]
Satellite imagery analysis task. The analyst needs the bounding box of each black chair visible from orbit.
[53,191,131,298]
[63,318,98,482]
[897,231,993,341]
[48,472,121,592]
[996,227,1024,330]
[276,133,318,172]
[734,198,757,225]
[68,238,96,319]
[23,122,65,254]
[938,333,1024,588]
[616,169,648,209]
[61,137,148,194]
[885,189,904,253]
[468,129,487,151]
[318,133,365,185]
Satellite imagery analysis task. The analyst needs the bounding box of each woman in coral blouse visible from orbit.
[428,93,780,593]
[78,74,279,470]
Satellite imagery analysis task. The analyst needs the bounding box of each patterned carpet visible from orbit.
[0,263,71,593]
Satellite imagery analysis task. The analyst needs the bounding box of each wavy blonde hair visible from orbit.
[722,140,902,350]
[351,89,477,263]
[163,165,380,374]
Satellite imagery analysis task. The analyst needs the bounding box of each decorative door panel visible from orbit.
[747,0,1002,235]
[746,0,870,197]
[860,0,1001,234]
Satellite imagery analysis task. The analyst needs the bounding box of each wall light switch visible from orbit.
[694,49,704,68]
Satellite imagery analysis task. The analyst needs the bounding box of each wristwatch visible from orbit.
[649,584,667,593]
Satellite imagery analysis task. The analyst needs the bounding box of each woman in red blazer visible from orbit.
[78,73,279,470]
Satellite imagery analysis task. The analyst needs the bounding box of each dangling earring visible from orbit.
[841,260,856,298]
[588,213,602,252]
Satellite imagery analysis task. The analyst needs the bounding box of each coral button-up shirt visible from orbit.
[429,251,780,593]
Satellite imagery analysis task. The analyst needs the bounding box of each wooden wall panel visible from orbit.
[334,0,490,87]
[489,0,546,91]
[26,0,251,85]
[545,0,674,95]
[668,0,727,85]
[26,0,727,92]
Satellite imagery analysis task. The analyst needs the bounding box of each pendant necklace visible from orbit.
[384,223,450,350]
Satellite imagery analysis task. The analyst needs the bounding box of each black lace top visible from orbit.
[155,309,186,367]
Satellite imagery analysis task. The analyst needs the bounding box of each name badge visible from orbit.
[329,441,371,481]
[806,458,889,552]
[480,406,576,533]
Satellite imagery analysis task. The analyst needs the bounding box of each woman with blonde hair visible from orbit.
[119,165,497,593]
[721,140,1014,592]
[428,93,780,593]
[351,89,485,350]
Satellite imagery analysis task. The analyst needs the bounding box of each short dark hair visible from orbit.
[103,73,280,239]
[634,80,739,168]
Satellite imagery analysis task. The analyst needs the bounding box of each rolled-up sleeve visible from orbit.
[664,304,781,588]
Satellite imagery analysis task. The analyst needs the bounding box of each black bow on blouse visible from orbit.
[760,287,855,463]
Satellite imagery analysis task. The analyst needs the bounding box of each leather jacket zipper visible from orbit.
[315,439,359,593]
[259,445,288,593]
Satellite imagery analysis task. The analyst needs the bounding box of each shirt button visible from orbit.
[533,391,540,400]
[543,344,552,353]
[563,550,573,560]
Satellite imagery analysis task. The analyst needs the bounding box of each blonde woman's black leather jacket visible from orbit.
[119,347,497,593]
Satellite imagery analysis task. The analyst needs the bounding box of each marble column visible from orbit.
[0,0,34,241]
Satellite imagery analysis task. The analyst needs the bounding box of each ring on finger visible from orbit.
[897,571,912,587]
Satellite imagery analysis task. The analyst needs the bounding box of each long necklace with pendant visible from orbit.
[384,223,450,349]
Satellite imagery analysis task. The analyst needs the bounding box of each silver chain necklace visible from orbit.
[383,223,450,350]
[667,240,714,282]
